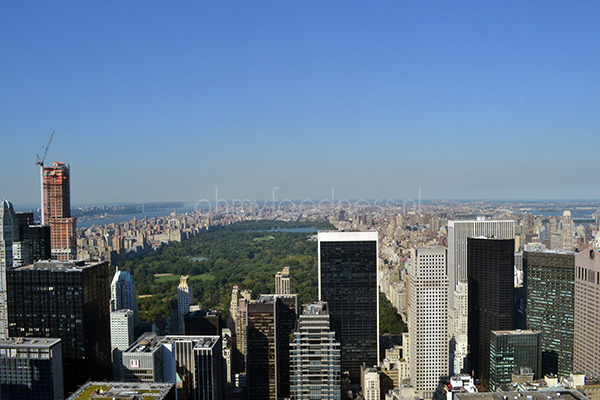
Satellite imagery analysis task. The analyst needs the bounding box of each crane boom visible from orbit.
[36,130,55,166]
[37,130,55,225]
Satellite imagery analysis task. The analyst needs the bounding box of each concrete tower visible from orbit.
[275,266,291,295]
[408,246,449,399]
[43,162,76,260]
[111,270,139,323]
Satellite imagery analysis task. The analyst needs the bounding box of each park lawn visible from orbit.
[154,272,214,283]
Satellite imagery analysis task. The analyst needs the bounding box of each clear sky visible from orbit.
[1,1,599,206]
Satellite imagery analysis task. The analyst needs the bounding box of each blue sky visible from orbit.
[1,1,599,206]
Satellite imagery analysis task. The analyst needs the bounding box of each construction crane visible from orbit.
[36,131,54,225]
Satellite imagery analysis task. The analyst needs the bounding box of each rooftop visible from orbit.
[67,382,174,400]
[15,260,107,271]
[454,390,588,400]
[0,337,61,349]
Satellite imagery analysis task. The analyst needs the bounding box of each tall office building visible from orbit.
[489,330,541,391]
[289,301,341,400]
[275,266,291,295]
[43,162,76,260]
[562,211,573,251]
[0,200,18,339]
[0,337,64,400]
[7,260,111,393]
[246,294,297,400]
[467,237,514,381]
[523,250,574,378]
[111,309,135,380]
[318,231,379,382]
[574,248,600,376]
[178,275,193,335]
[408,246,449,399]
[447,220,514,308]
[111,270,139,323]
[22,225,51,262]
[184,310,222,336]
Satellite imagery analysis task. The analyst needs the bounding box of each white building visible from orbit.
[408,246,449,399]
[111,309,135,380]
[111,270,139,323]
[275,266,291,295]
[178,275,193,335]
[362,366,380,400]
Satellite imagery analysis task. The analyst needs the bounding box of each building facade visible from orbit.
[246,294,298,400]
[574,248,600,375]
[111,270,139,323]
[0,200,18,339]
[318,231,379,382]
[43,162,76,260]
[178,275,193,335]
[489,330,541,390]
[275,266,291,295]
[467,237,514,381]
[289,301,341,400]
[0,337,63,400]
[7,260,111,392]
[408,246,449,399]
[111,309,135,380]
[523,250,574,377]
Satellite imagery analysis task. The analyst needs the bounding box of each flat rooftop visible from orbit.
[454,390,588,400]
[492,329,540,335]
[125,333,221,353]
[0,337,61,349]
[14,260,107,271]
[67,382,174,400]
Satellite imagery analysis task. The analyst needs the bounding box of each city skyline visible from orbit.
[2,2,600,205]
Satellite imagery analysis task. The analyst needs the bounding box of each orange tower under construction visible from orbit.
[43,162,76,260]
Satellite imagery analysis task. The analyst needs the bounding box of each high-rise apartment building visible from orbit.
[7,260,111,392]
[467,237,514,381]
[318,231,379,382]
[289,301,341,400]
[246,294,297,400]
[43,162,76,260]
[275,266,291,295]
[178,275,193,335]
[562,211,573,251]
[111,270,139,323]
[489,330,541,391]
[523,250,574,378]
[111,309,135,380]
[574,248,600,376]
[0,337,64,400]
[408,246,449,399]
[0,200,18,339]
[229,285,251,372]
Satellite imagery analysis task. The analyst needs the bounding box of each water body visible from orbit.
[189,256,207,262]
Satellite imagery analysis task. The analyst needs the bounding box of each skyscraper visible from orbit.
[275,266,291,295]
[561,211,573,251]
[43,162,76,260]
[408,246,449,399]
[0,200,18,339]
[178,275,193,335]
[574,248,600,376]
[7,260,111,393]
[318,231,379,382]
[523,250,574,377]
[111,309,135,380]
[111,269,139,323]
[289,301,341,400]
[246,294,297,400]
[229,285,251,372]
[467,237,514,381]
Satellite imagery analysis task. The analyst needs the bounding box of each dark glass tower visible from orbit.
[467,237,514,381]
[523,250,574,378]
[318,231,378,382]
[7,260,111,394]
[246,294,297,400]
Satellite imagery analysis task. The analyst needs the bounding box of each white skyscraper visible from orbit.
[111,270,139,323]
[110,309,134,380]
[408,246,449,399]
[0,200,18,339]
[275,266,291,295]
[178,275,193,335]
